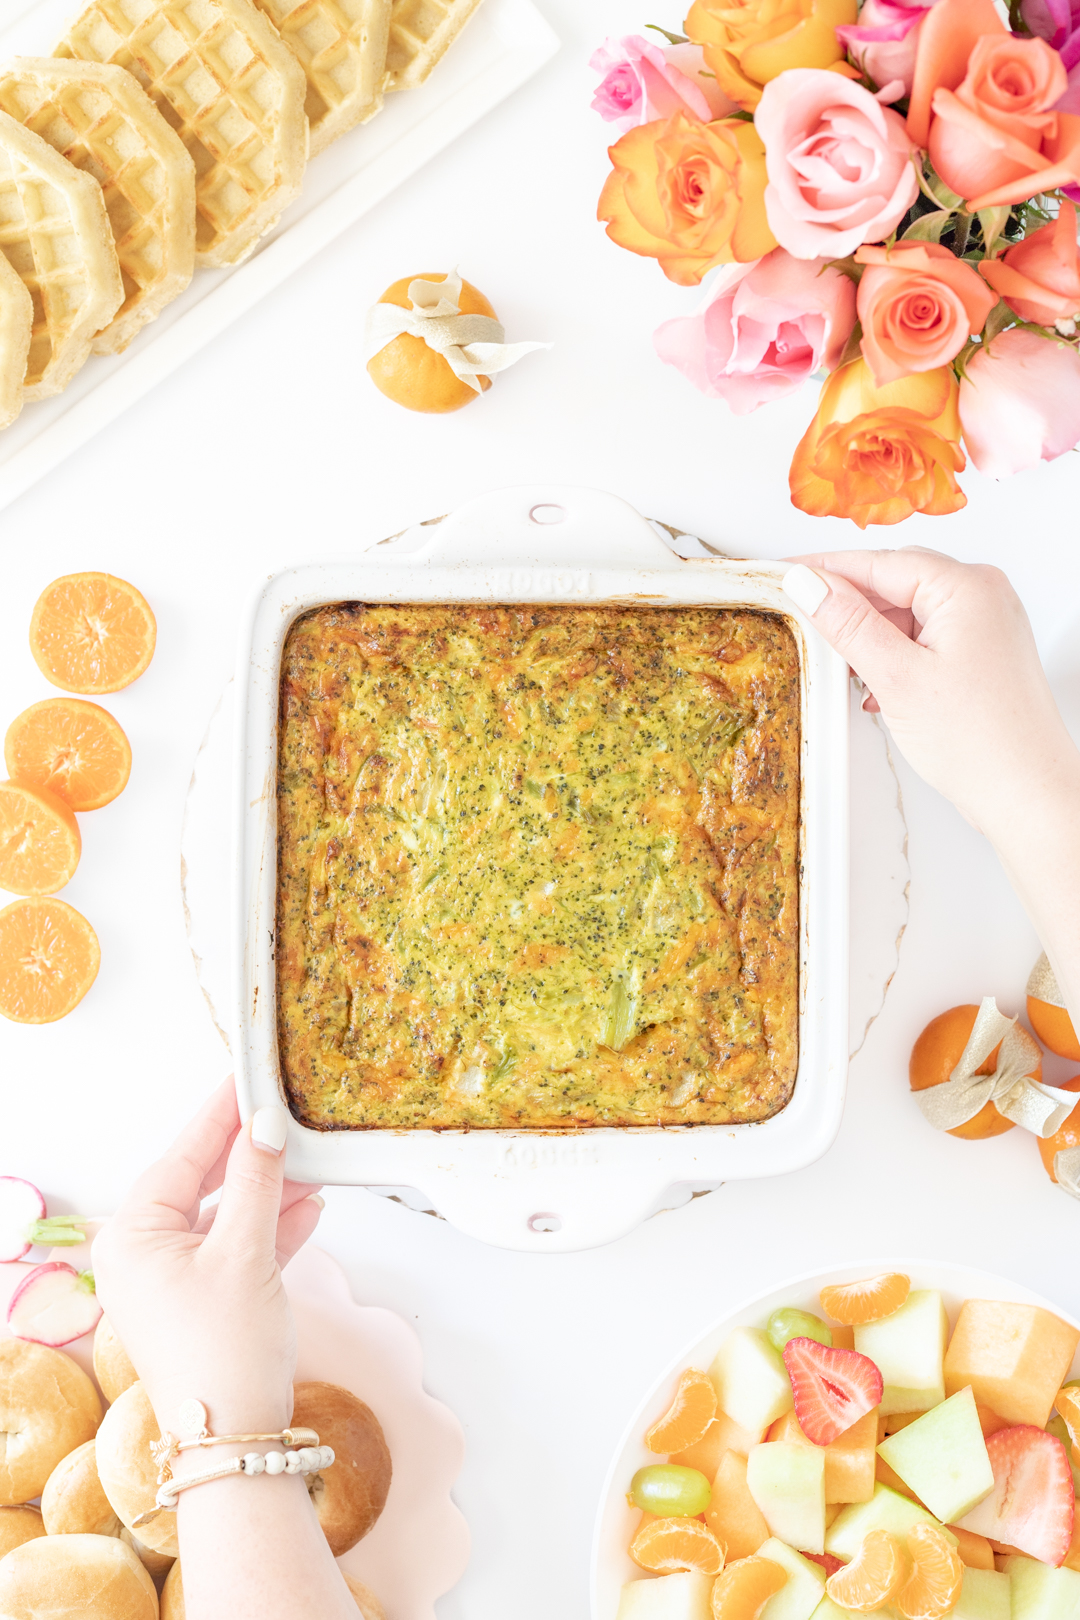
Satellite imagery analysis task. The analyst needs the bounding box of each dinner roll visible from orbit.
[0,1339,102,1504]
[95,1380,178,1558]
[161,1562,384,1617]
[0,1533,157,1619]
[121,1525,175,1581]
[291,1382,392,1557]
[41,1440,121,1537]
[93,1314,138,1404]
[0,1506,45,1560]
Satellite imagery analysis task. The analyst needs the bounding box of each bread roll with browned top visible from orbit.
[0,1505,45,1560]
[161,1561,384,1617]
[291,1382,391,1557]
[93,1313,138,1404]
[95,1381,178,1558]
[0,1533,157,1619]
[0,1340,101,1504]
[41,1439,121,1537]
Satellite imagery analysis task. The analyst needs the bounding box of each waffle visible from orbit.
[0,112,122,400]
[55,0,309,269]
[385,0,483,90]
[0,59,196,355]
[251,0,391,157]
[0,248,32,428]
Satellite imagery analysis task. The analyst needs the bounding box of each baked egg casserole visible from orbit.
[276,603,800,1129]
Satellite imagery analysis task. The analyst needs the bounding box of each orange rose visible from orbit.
[790,360,967,527]
[979,202,1080,327]
[907,0,1080,208]
[685,0,858,111]
[597,111,776,285]
[855,242,998,385]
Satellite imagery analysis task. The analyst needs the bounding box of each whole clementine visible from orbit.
[909,1005,1040,1139]
[367,274,496,413]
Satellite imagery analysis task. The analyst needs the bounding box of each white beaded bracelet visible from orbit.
[133,1444,335,1526]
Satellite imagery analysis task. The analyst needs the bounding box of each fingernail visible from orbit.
[782,564,829,617]
[308,1194,325,1211]
[251,1106,289,1154]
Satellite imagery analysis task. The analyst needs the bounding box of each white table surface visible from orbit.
[2,4,1080,1616]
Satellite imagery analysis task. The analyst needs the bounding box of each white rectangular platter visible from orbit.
[0,0,559,511]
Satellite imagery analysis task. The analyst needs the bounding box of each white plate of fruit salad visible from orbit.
[591,1262,1080,1620]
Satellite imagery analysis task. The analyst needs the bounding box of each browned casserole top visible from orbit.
[276,603,800,1130]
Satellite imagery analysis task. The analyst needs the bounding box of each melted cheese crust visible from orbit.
[276,604,800,1129]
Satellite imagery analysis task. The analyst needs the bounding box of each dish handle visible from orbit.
[404,484,682,570]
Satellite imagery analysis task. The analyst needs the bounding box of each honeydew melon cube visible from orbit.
[616,1572,712,1620]
[709,1328,794,1434]
[809,1602,861,1620]
[1004,1554,1080,1620]
[769,1407,878,1504]
[824,1483,954,1562]
[854,1290,948,1416]
[746,1442,826,1554]
[945,1301,1080,1429]
[876,1386,994,1524]
[756,1537,827,1620]
[951,1567,1012,1620]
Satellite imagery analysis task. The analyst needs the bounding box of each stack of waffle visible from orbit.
[0,0,486,429]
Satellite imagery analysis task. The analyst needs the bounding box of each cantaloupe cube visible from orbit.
[876,1453,922,1502]
[767,1408,877,1503]
[673,1409,766,1475]
[944,1302,1080,1428]
[831,1325,855,1350]
[855,1290,948,1415]
[951,1526,995,1571]
[705,1450,770,1560]
[756,1537,826,1620]
[1004,1553,1080,1618]
[709,1328,794,1433]
[616,1572,713,1620]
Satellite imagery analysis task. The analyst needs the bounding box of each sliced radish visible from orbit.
[957,1425,1075,1566]
[782,1337,884,1446]
[6,1261,102,1346]
[0,1178,46,1262]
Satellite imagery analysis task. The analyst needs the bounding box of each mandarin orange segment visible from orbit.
[1055,1385,1080,1451]
[0,782,81,896]
[646,1369,718,1455]
[5,699,131,812]
[710,1555,786,1620]
[825,1530,905,1612]
[29,573,156,695]
[820,1273,911,1326]
[630,1516,726,1577]
[896,1524,963,1620]
[0,897,99,1023]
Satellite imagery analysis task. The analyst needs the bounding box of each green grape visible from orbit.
[629,1464,712,1517]
[767,1307,833,1353]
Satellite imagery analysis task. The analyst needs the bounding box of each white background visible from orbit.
[2,3,1080,1616]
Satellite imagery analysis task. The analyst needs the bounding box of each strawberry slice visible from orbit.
[782,1337,884,1446]
[957,1426,1074,1567]
[804,1553,844,1576]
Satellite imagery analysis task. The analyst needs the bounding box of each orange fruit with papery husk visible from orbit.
[909,1004,1041,1139]
[1027,953,1080,1061]
[367,273,496,413]
[1037,1075,1080,1184]
[0,897,99,1022]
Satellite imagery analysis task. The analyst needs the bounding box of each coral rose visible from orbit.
[590,36,731,133]
[755,70,918,259]
[598,111,776,284]
[958,326,1080,477]
[978,202,1080,326]
[790,359,966,526]
[653,248,856,412]
[855,241,998,385]
[836,0,938,100]
[685,0,858,111]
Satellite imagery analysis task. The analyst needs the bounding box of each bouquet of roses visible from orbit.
[593,0,1080,526]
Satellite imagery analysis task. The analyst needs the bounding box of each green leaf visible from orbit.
[976,206,1010,256]
[77,1271,96,1295]
[981,299,1015,346]
[645,24,688,43]
[902,209,952,244]
[823,254,862,286]
[838,320,864,369]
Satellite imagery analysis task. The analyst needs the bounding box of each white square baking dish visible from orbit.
[232,485,850,1252]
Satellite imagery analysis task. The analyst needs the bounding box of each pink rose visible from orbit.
[1022,0,1080,50]
[589,36,731,134]
[958,326,1080,477]
[755,70,919,259]
[836,0,938,100]
[855,241,998,384]
[653,247,856,413]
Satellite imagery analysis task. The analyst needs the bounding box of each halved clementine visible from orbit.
[820,1273,910,1326]
[646,1369,718,1455]
[896,1524,962,1620]
[631,1516,725,1576]
[826,1529,905,1612]
[5,699,131,812]
[0,782,80,895]
[29,573,156,694]
[710,1556,787,1619]
[0,897,99,1022]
